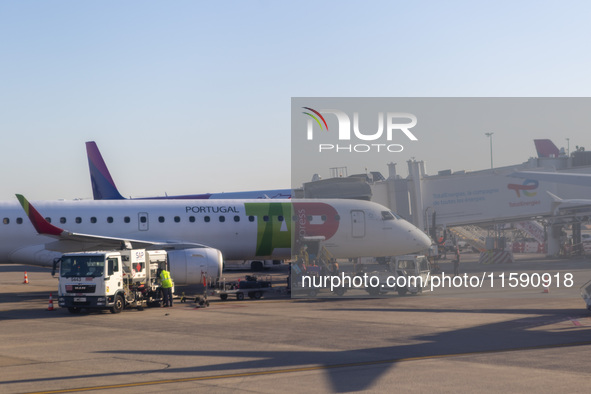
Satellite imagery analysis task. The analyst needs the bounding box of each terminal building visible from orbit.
[297,140,591,258]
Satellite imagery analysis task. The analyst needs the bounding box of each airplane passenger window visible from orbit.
[3,218,8,224]
[140,216,147,223]
[76,217,82,224]
[234,215,240,222]
[107,217,113,223]
[174,216,180,223]
[45,217,52,223]
[204,216,210,223]
[189,216,195,223]
[60,217,66,224]
[219,216,225,222]
[248,216,255,222]
[278,216,284,222]
[16,218,23,224]
[124,216,131,223]
[263,216,269,222]
[321,215,327,222]
[335,215,340,221]
[90,217,97,223]
[158,216,165,223]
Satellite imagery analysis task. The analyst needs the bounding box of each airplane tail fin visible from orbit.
[16,194,64,236]
[86,141,125,200]
[534,139,560,158]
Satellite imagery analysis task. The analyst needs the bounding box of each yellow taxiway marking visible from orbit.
[26,339,591,394]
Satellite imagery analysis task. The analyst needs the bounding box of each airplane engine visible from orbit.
[167,247,223,285]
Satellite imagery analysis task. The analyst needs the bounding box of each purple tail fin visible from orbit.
[86,141,125,200]
[534,139,560,158]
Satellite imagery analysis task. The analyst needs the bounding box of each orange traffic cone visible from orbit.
[23,271,29,284]
[48,293,54,311]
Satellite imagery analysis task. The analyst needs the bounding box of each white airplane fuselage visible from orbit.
[0,198,431,267]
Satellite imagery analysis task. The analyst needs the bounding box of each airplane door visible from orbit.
[351,210,365,238]
[138,212,149,231]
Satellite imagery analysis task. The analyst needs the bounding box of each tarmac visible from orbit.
[1,253,591,393]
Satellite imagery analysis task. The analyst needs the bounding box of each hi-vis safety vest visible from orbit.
[160,270,173,288]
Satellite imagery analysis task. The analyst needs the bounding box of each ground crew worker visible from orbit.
[158,267,173,307]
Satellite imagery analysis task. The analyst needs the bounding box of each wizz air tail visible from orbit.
[533,139,560,158]
[86,141,291,200]
[86,141,125,200]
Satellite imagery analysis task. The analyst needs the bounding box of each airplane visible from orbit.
[510,170,591,212]
[2,195,433,285]
[511,170,591,188]
[86,141,292,200]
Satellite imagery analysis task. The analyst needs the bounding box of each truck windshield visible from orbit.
[60,256,105,278]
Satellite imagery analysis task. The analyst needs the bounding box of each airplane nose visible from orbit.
[400,223,432,253]
[415,228,432,250]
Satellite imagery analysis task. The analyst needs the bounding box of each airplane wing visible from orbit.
[16,194,207,253]
[510,170,591,187]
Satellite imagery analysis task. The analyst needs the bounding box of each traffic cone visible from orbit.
[48,293,54,311]
[23,271,29,284]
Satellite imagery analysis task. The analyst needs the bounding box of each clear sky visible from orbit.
[1,0,591,200]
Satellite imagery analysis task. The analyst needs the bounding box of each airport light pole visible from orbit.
[485,132,494,169]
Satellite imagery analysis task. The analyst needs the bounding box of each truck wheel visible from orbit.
[251,261,263,271]
[254,291,262,299]
[236,292,244,301]
[220,294,228,301]
[110,295,124,313]
[367,288,381,296]
[334,288,346,296]
[68,307,81,314]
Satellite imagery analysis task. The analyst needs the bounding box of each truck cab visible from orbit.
[391,254,431,295]
[55,249,169,314]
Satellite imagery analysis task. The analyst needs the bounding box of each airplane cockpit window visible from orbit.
[382,211,402,220]
[381,211,395,220]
